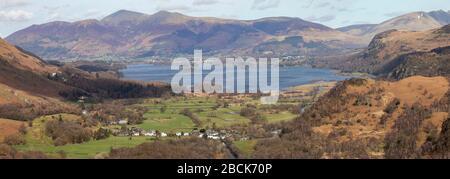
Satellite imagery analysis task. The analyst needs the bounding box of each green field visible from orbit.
[17,136,152,159]
[265,111,297,124]
[137,96,296,130]
[138,97,252,130]
[233,140,258,158]
[197,107,250,128]
[136,110,196,132]
[14,96,298,158]
[15,114,152,159]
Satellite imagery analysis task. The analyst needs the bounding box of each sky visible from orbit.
[0,0,449,37]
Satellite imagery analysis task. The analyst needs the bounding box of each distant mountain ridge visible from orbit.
[338,10,450,43]
[428,10,450,25]
[6,10,449,62]
[5,10,362,61]
[337,24,377,36]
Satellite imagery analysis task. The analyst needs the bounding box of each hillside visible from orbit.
[0,37,72,97]
[387,46,450,80]
[335,25,450,76]
[337,24,376,36]
[5,10,363,60]
[0,37,169,122]
[0,119,25,142]
[338,11,449,44]
[0,38,57,74]
[254,76,450,159]
[0,38,80,120]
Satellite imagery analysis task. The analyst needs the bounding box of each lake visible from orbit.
[120,64,351,90]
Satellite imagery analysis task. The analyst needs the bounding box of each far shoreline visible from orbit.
[118,63,368,91]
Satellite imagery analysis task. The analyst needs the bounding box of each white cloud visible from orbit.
[46,12,60,21]
[157,5,192,12]
[83,9,103,18]
[0,9,33,21]
[0,0,30,8]
[156,4,205,14]
[42,4,70,21]
[384,11,405,18]
[252,0,280,10]
[315,2,331,8]
[193,0,219,6]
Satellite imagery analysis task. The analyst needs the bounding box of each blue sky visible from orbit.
[0,0,449,37]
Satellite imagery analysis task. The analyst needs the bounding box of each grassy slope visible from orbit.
[137,110,195,132]
[265,111,297,124]
[233,140,257,159]
[138,96,295,131]
[140,97,251,130]
[14,96,299,158]
[15,114,152,159]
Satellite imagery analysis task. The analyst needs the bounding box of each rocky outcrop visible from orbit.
[387,46,450,80]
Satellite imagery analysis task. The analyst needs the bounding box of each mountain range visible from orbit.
[4,10,367,61]
[3,9,450,65]
[337,10,450,43]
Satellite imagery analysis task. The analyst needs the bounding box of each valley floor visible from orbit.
[3,76,449,159]
[6,82,331,159]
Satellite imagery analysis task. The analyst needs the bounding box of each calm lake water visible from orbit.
[120,64,351,90]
